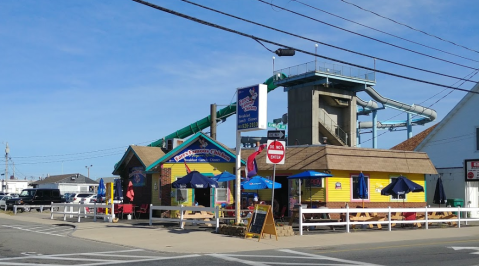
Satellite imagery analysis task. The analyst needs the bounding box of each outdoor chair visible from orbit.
[274,206,287,222]
[122,204,133,219]
[136,204,149,219]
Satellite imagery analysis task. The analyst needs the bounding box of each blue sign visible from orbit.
[129,166,145,187]
[237,84,267,132]
[167,136,232,163]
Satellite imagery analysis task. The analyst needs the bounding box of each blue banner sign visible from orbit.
[237,84,267,132]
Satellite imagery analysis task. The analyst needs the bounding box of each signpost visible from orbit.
[235,84,267,225]
[267,130,286,140]
[266,140,285,214]
[245,204,277,242]
[267,122,286,130]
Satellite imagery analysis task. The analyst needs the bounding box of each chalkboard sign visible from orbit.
[245,204,277,242]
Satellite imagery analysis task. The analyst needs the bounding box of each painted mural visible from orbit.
[129,166,145,187]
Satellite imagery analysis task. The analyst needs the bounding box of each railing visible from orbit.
[12,204,52,214]
[50,202,114,223]
[296,205,479,236]
[318,109,348,144]
[149,204,220,232]
[274,61,375,82]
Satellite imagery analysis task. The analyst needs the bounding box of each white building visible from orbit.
[30,173,98,195]
[1,178,31,194]
[392,82,479,218]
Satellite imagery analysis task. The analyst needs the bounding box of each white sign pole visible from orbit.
[235,131,242,225]
[271,164,276,215]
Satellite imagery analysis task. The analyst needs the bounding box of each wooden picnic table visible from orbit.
[348,211,385,229]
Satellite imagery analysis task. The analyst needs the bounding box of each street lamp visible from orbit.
[85,165,93,179]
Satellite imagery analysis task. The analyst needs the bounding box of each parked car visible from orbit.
[5,188,63,212]
[0,192,10,197]
[71,193,94,204]
[80,194,97,204]
[0,195,12,208]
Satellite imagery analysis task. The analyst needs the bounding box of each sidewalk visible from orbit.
[2,211,479,254]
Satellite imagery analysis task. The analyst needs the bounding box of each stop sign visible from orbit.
[266,140,285,164]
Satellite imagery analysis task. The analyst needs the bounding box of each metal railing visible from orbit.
[296,205,479,235]
[274,61,375,82]
[318,109,348,144]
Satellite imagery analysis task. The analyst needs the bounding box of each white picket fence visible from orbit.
[297,206,479,235]
[149,204,220,232]
[50,202,114,223]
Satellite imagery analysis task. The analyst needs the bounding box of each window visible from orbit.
[175,177,188,202]
[216,188,228,202]
[351,174,369,200]
[390,176,406,200]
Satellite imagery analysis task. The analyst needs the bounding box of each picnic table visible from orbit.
[179,206,215,227]
[348,211,385,229]
[288,206,341,230]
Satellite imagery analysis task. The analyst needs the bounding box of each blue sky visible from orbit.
[1,0,478,180]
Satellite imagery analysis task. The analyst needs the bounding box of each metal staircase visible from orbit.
[317,109,348,146]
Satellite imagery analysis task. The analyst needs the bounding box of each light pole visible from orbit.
[272,56,275,74]
[315,43,318,71]
[85,165,93,179]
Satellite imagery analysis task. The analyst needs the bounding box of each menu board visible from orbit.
[245,204,277,242]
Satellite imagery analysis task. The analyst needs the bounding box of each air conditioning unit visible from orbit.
[166,138,185,151]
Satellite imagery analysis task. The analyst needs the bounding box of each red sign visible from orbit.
[266,140,285,164]
[468,172,474,179]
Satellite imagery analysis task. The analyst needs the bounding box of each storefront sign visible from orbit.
[305,178,323,187]
[168,137,232,163]
[335,182,342,189]
[237,84,267,132]
[129,166,145,186]
[465,159,479,182]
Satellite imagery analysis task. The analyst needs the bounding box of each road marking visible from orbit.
[210,249,384,266]
[0,249,201,266]
[450,246,479,254]
[2,225,73,237]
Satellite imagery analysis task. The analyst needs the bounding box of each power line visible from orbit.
[132,0,479,95]
[256,0,479,71]
[181,0,477,84]
[338,0,479,55]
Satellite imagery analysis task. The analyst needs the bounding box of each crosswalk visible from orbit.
[2,224,75,237]
[0,249,201,265]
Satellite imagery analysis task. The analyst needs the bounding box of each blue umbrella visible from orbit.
[212,171,237,182]
[172,171,218,189]
[381,176,424,206]
[241,175,282,190]
[114,179,123,202]
[97,178,106,203]
[287,171,333,206]
[357,173,368,208]
[433,177,447,207]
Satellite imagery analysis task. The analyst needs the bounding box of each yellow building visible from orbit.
[241,145,437,212]
[113,132,243,212]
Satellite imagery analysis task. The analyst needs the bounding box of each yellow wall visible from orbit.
[159,162,236,207]
[327,170,426,203]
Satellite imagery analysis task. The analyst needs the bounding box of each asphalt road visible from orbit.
[1,218,478,265]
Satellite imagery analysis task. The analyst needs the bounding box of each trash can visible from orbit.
[446,198,464,207]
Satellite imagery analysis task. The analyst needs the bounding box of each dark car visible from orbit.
[6,188,63,212]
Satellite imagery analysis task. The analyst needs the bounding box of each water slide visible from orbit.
[148,74,287,148]
[357,86,437,129]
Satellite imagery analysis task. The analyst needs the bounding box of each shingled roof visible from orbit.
[390,124,438,151]
[30,174,98,185]
[241,145,437,174]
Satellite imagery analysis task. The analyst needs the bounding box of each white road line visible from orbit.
[2,225,66,237]
[279,249,384,266]
[208,253,270,266]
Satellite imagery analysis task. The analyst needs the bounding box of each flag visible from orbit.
[246,144,266,178]
[184,160,191,174]
[126,181,135,201]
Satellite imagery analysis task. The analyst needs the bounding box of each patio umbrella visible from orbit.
[287,170,333,207]
[171,171,218,188]
[97,178,106,203]
[241,175,282,190]
[212,171,236,182]
[126,181,135,202]
[357,173,368,208]
[114,179,123,202]
[433,177,447,207]
[381,176,424,206]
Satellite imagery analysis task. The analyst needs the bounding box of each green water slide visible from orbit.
[148,74,287,147]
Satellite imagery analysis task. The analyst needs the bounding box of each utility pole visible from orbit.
[5,143,9,193]
[210,104,217,140]
[85,165,93,179]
